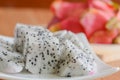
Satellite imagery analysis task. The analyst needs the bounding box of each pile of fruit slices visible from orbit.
[48,0,120,44]
[0,23,97,77]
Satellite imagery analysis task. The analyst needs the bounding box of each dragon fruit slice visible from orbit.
[14,23,48,53]
[57,40,97,77]
[54,30,84,49]
[0,46,24,73]
[16,24,62,74]
[0,37,14,52]
[55,31,97,59]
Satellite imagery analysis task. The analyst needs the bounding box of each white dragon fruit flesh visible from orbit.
[54,30,85,49]
[15,24,62,74]
[0,46,24,73]
[57,40,97,77]
[0,23,98,77]
[14,23,48,53]
[0,37,15,52]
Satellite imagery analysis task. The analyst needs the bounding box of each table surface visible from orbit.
[0,8,120,80]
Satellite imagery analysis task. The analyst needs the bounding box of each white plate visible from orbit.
[0,35,119,80]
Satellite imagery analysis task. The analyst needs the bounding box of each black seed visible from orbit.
[43,67,46,69]
[55,59,57,62]
[51,60,54,62]
[83,68,85,70]
[15,62,17,64]
[67,61,69,64]
[39,72,41,74]
[33,35,36,37]
[31,62,33,65]
[48,61,50,64]
[26,32,28,34]
[67,54,70,57]
[50,53,53,56]
[53,67,55,69]
[35,58,37,61]
[39,69,41,74]
[58,61,60,63]
[36,55,38,58]
[53,42,55,44]
[76,57,79,59]
[53,56,56,58]
[47,50,49,55]
[69,50,72,53]
[42,53,44,57]
[67,75,71,77]
[34,64,36,66]
[52,48,54,51]
[2,52,7,56]
[87,60,89,62]
[58,66,60,69]
[43,58,45,60]
[73,59,76,63]
[44,47,46,49]
[0,59,3,61]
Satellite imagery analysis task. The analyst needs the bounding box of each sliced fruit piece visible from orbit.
[89,29,118,44]
[51,1,88,19]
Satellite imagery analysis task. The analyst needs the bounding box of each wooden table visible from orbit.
[0,7,120,80]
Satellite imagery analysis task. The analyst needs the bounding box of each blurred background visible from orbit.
[0,0,119,36]
[0,0,85,36]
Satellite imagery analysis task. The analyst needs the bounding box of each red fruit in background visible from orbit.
[48,16,61,28]
[49,16,85,33]
[106,9,120,33]
[88,0,115,17]
[51,1,88,20]
[80,8,113,38]
[89,29,119,44]
[116,8,120,20]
